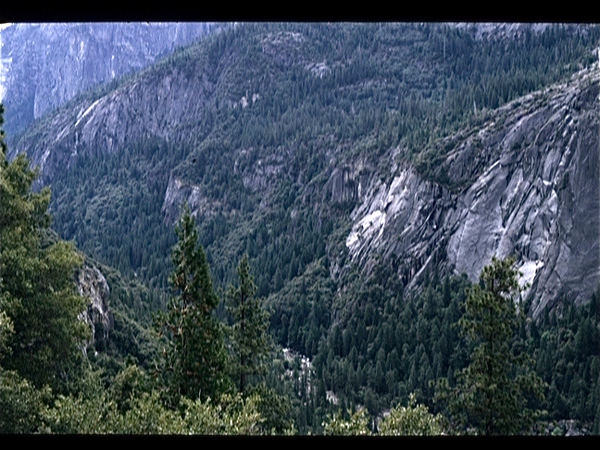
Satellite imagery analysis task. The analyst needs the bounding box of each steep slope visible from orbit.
[0,22,221,138]
[39,228,162,370]
[344,68,599,319]
[7,22,599,324]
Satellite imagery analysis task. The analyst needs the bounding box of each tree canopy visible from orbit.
[435,257,547,435]
[0,104,90,393]
[226,254,272,395]
[154,205,230,404]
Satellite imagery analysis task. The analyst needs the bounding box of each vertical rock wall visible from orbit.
[0,22,220,138]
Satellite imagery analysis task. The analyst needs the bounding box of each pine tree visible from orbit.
[0,104,90,392]
[435,257,546,435]
[155,205,230,404]
[226,254,271,395]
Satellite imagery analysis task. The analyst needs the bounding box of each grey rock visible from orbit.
[8,42,219,187]
[8,23,599,321]
[345,68,600,318]
[323,162,370,206]
[76,263,114,348]
[0,22,219,138]
[161,175,222,222]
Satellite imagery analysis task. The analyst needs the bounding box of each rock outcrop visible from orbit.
[76,263,114,350]
[345,67,600,318]
[7,48,218,186]
[0,22,220,138]
[162,175,222,221]
[7,23,598,321]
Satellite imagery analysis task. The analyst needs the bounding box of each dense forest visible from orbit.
[1,22,599,435]
[43,23,600,294]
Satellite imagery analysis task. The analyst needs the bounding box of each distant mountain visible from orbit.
[7,22,599,323]
[0,22,222,138]
[5,22,600,430]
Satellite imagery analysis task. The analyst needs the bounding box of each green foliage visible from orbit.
[0,369,52,433]
[83,259,166,377]
[322,392,444,436]
[435,257,546,435]
[245,382,296,435]
[49,136,182,292]
[532,288,600,430]
[179,392,263,435]
[40,362,263,434]
[225,254,272,394]
[2,23,600,434]
[323,407,371,436]
[109,359,152,414]
[42,23,600,304]
[308,270,470,427]
[42,387,263,434]
[154,205,231,404]
[0,106,91,393]
[0,306,13,361]
[379,393,445,436]
[42,388,123,434]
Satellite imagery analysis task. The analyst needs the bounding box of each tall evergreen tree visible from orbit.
[0,104,90,392]
[435,257,546,435]
[226,254,271,395]
[155,205,230,404]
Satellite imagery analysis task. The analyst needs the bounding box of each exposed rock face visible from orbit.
[324,163,371,206]
[0,22,219,138]
[7,48,218,186]
[7,22,598,321]
[345,163,454,290]
[346,68,600,318]
[162,175,222,221]
[76,263,114,348]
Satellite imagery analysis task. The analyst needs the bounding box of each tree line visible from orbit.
[2,21,600,433]
[2,110,598,433]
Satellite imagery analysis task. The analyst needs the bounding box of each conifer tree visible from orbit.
[156,205,230,404]
[226,254,271,395]
[435,257,546,435]
[0,104,90,392]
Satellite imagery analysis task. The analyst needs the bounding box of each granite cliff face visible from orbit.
[5,29,229,189]
[6,23,599,321]
[343,68,600,318]
[0,22,219,138]
[76,263,113,350]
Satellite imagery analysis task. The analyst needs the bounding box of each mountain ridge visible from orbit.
[342,67,599,319]
[0,22,222,138]
[5,22,599,323]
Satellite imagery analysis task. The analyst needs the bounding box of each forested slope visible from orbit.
[3,22,600,434]
[0,22,221,137]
